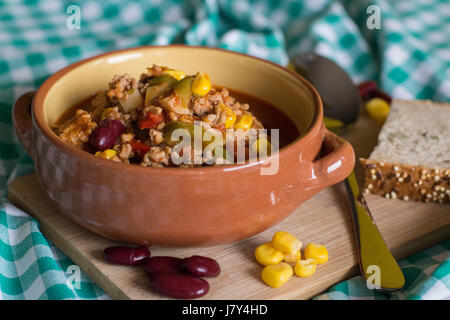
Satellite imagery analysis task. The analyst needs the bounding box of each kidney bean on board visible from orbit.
[103,246,150,266]
[150,273,209,299]
[144,256,184,274]
[90,119,124,151]
[183,255,221,277]
[357,81,392,104]
[357,81,378,101]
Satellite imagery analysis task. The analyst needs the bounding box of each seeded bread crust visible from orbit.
[360,158,450,203]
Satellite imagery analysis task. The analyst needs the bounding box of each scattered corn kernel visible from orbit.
[365,98,390,125]
[304,243,328,264]
[255,243,285,266]
[101,107,116,120]
[191,72,211,96]
[251,136,271,156]
[162,69,185,81]
[294,259,317,277]
[272,231,302,255]
[284,250,301,263]
[261,262,293,288]
[234,113,253,130]
[220,104,237,129]
[95,149,117,160]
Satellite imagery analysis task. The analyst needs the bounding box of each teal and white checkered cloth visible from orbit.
[1,0,449,300]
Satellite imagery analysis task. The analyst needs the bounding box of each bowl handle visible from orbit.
[308,129,355,189]
[13,91,35,158]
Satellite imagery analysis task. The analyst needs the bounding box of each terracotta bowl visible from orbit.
[13,45,355,246]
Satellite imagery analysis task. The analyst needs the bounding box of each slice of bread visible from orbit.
[360,99,449,203]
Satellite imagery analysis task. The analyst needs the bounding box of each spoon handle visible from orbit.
[345,171,405,290]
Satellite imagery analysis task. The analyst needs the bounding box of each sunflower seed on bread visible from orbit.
[360,99,449,203]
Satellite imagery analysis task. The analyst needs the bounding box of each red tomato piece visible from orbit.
[138,112,164,129]
[129,140,150,155]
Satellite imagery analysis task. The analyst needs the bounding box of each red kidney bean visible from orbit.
[103,246,150,266]
[150,273,209,299]
[357,81,378,101]
[357,81,392,104]
[144,256,184,274]
[372,89,392,104]
[90,119,124,151]
[183,255,221,277]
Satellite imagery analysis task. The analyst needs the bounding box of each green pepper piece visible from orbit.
[173,76,193,108]
[144,83,171,106]
[148,75,178,87]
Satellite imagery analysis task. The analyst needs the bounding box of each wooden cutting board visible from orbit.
[7,111,450,300]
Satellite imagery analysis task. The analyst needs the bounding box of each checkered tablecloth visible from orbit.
[0,0,449,300]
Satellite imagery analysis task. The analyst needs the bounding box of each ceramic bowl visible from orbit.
[13,45,355,246]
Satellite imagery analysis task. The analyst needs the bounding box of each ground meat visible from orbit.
[107,74,138,100]
[118,143,133,160]
[141,146,171,167]
[192,95,213,116]
[155,121,166,130]
[202,114,216,123]
[158,93,189,115]
[213,104,227,127]
[208,91,224,106]
[178,114,196,124]
[120,133,135,143]
[168,111,179,122]
[192,88,236,117]
[146,64,165,77]
[138,65,168,95]
[149,129,163,145]
[143,105,163,115]
[223,95,235,106]
[101,106,122,121]
[230,101,249,111]
[57,109,97,148]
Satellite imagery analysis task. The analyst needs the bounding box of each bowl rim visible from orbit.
[33,45,323,176]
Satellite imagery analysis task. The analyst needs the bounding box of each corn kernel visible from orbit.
[261,262,293,288]
[304,243,328,264]
[101,107,116,120]
[162,69,186,81]
[251,136,271,156]
[284,250,301,263]
[365,98,390,125]
[294,259,317,277]
[95,149,117,160]
[272,231,302,255]
[191,72,211,96]
[234,113,253,130]
[255,243,285,266]
[220,104,237,129]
